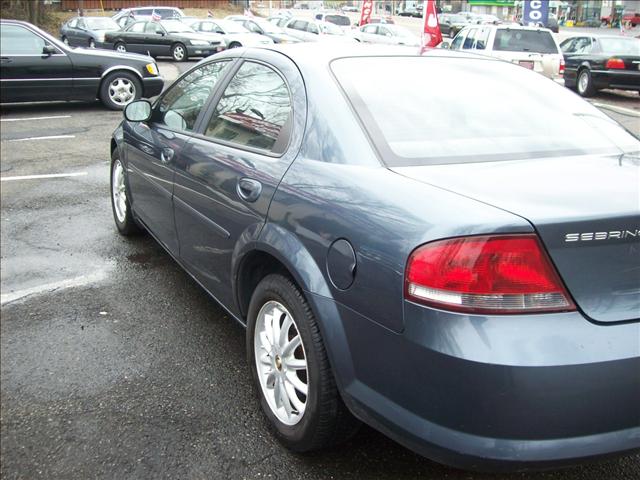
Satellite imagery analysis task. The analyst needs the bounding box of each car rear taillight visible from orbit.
[405,235,576,314]
[559,57,565,76]
[606,58,625,69]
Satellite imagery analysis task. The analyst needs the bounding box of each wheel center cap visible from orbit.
[275,355,283,371]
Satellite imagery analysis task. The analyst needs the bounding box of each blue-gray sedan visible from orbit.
[109,44,640,471]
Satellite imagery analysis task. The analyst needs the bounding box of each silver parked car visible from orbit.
[183,18,273,49]
[353,24,420,47]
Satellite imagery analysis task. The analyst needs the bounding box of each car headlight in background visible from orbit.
[189,40,209,46]
[145,63,159,76]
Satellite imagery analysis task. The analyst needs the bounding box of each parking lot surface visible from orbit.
[1,58,639,479]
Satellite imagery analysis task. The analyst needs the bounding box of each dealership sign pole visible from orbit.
[522,0,550,27]
[421,0,443,50]
[359,0,373,26]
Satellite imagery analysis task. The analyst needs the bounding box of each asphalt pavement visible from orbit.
[1,58,639,479]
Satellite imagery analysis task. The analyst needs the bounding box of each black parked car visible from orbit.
[104,19,223,62]
[0,20,163,109]
[60,16,120,49]
[560,35,640,96]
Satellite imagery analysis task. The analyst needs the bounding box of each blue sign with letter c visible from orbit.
[523,0,550,27]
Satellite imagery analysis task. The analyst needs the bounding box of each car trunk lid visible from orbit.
[392,153,640,323]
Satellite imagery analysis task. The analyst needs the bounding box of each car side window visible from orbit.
[77,18,87,29]
[204,62,292,153]
[208,22,225,34]
[475,28,488,50]
[451,31,465,50]
[144,22,160,34]
[573,37,592,54]
[307,23,319,34]
[0,25,46,55]
[137,9,153,16]
[363,25,377,34]
[128,22,146,33]
[560,38,576,53]
[156,61,230,132]
[463,28,477,49]
[68,18,78,28]
[290,20,308,31]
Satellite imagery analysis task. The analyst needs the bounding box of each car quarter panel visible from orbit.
[266,57,533,335]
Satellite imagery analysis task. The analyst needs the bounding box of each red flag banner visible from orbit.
[359,0,373,26]
[421,0,443,49]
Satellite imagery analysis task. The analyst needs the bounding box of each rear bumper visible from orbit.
[142,77,164,98]
[310,294,640,471]
[591,69,640,91]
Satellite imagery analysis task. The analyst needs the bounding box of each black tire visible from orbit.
[114,41,127,53]
[110,149,141,236]
[171,42,188,62]
[99,70,141,110]
[228,42,241,49]
[247,274,360,452]
[576,68,596,97]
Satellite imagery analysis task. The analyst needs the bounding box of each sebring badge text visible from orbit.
[565,229,640,242]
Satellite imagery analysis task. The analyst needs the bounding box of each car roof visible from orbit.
[234,42,496,68]
[463,24,553,33]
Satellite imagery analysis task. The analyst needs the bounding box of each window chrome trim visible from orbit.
[0,77,89,82]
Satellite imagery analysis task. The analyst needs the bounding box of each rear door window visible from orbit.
[128,22,146,33]
[493,29,559,54]
[204,61,292,153]
[475,28,489,50]
[463,28,476,49]
[68,18,78,28]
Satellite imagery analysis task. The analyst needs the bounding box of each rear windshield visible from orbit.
[331,56,639,166]
[493,29,558,54]
[598,37,640,55]
[325,15,350,26]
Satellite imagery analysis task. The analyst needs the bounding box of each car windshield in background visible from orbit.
[320,21,343,35]
[325,15,350,26]
[387,25,414,37]
[598,37,640,55]
[255,19,281,33]
[449,15,468,23]
[160,20,193,33]
[331,57,639,167]
[86,18,119,30]
[218,21,249,33]
[493,29,558,54]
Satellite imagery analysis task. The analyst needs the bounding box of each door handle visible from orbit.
[160,147,174,164]
[237,177,262,203]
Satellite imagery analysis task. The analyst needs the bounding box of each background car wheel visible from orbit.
[100,71,141,110]
[171,43,188,62]
[89,38,96,48]
[228,42,241,48]
[110,149,141,236]
[247,274,360,452]
[114,41,127,53]
[577,68,596,97]
[62,36,69,45]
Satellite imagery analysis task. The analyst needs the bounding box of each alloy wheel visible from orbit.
[578,71,589,94]
[173,45,185,61]
[116,43,127,53]
[108,78,135,106]
[111,159,127,223]
[253,300,308,426]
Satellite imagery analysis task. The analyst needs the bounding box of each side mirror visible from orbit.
[124,100,152,122]
[43,44,57,55]
[156,30,165,35]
